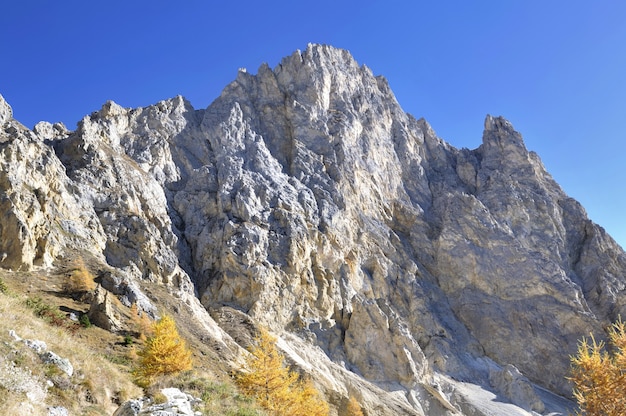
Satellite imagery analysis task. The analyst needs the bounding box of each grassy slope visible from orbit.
[0,265,265,416]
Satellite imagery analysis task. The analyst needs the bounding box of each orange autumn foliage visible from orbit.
[129,302,153,341]
[63,258,96,295]
[235,328,328,416]
[346,395,364,416]
[569,319,626,415]
[133,314,192,387]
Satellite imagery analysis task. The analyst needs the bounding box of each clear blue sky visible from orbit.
[2,1,625,248]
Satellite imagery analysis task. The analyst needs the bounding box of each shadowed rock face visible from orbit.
[1,44,625,414]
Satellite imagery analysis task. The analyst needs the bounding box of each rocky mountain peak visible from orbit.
[0,93,12,125]
[483,114,526,149]
[99,100,127,119]
[479,114,531,170]
[1,45,624,415]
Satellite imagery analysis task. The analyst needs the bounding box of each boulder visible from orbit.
[40,351,73,377]
[88,285,124,332]
[489,364,545,413]
[113,388,201,416]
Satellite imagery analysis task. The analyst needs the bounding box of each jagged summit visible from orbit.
[0,93,13,125]
[1,45,625,415]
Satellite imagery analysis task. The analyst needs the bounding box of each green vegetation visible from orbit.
[0,286,142,415]
[104,353,134,367]
[0,269,269,415]
[79,313,92,328]
[123,333,134,346]
[0,276,9,295]
[25,296,80,333]
[154,373,266,416]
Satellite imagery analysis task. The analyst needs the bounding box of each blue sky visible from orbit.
[1,1,625,248]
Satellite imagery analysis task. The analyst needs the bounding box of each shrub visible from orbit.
[63,258,96,298]
[569,319,626,415]
[163,374,265,416]
[129,302,153,341]
[235,328,328,416]
[25,296,80,333]
[123,334,134,346]
[152,390,168,404]
[346,396,364,416]
[133,314,192,387]
[199,381,234,402]
[105,354,133,367]
[25,296,55,316]
[79,314,92,328]
[0,277,8,295]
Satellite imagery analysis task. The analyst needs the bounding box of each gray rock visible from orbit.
[88,285,124,332]
[24,339,48,354]
[34,121,69,141]
[47,406,69,416]
[0,357,48,403]
[113,388,200,416]
[0,93,12,125]
[0,113,107,270]
[100,271,158,318]
[1,44,625,415]
[489,364,545,413]
[40,351,73,377]
[112,399,143,416]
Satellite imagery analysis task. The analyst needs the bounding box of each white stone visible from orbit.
[24,339,47,354]
[40,351,73,377]
[47,406,69,416]
[8,330,21,342]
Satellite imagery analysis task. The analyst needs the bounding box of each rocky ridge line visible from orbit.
[2,44,625,415]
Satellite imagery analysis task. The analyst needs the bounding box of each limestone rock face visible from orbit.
[2,44,626,415]
[0,93,12,126]
[0,106,106,270]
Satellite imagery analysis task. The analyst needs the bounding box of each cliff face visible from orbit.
[2,44,625,415]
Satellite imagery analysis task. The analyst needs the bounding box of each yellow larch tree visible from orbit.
[133,314,192,387]
[63,258,96,297]
[288,377,330,416]
[129,302,153,341]
[346,395,364,416]
[235,328,329,416]
[569,319,626,415]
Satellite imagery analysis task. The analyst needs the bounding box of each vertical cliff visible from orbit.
[1,44,625,415]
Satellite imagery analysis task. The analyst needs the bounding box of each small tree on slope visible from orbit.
[133,314,192,387]
[235,328,328,416]
[346,395,364,416]
[569,319,626,415]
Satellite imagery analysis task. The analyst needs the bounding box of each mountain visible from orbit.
[2,43,625,415]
